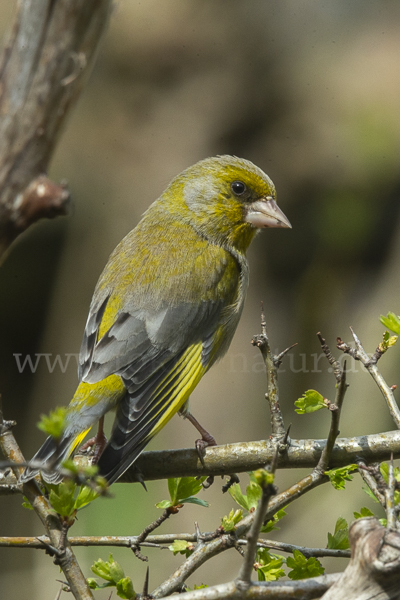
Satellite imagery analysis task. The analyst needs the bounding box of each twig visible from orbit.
[0,534,351,558]
[337,328,400,429]
[131,508,175,561]
[317,332,342,383]
[236,462,278,586]
[153,574,339,600]
[253,538,350,559]
[251,302,291,437]
[0,397,94,599]
[357,461,387,506]
[316,362,348,474]
[152,533,238,598]
[385,454,398,531]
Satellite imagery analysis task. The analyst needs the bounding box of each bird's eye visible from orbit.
[231,181,246,195]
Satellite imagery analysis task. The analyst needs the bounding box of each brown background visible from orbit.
[1,1,400,597]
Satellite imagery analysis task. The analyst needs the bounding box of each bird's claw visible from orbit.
[222,473,239,493]
[202,475,214,489]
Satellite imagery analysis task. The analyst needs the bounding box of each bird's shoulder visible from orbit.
[94,214,243,311]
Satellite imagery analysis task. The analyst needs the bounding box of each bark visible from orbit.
[0,0,113,259]
[322,518,400,600]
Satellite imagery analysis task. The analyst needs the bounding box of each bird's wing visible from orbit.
[79,295,221,384]
[78,294,231,483]
[97,338,208,483]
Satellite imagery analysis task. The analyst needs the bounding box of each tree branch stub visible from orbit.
[0,0,113,258]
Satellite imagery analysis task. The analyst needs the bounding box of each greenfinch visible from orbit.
[21,155,291,485]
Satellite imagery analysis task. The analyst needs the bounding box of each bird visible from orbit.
[21,155,291,486]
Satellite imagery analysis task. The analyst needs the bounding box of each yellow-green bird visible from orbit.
[21,155,291,485]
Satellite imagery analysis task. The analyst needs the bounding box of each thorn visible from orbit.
[142,566,150,597]
[282,424,291,446]
[195,521,201,539]
[275,342,298,366]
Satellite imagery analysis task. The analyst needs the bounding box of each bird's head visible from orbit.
[163,155,291,253]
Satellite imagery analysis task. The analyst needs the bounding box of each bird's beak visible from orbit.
[245,197,292,229]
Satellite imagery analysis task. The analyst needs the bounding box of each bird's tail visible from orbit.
[19,429,90,485]
[19,376,124,485]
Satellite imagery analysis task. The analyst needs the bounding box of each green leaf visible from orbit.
[380,462,400,505]
[91,555,125,584]
[169,540,194,557]
[295,390,327,414]
[47,481,99,517]
[378,331,398,353]
[74,486,99,511]
[166,476,207,507]
[246,482,262,510]
[155,500,173,509]
[167,478,179,505]
[287,550,325,580]
[48,481,77,518]
[228,477,263,511]
[221,509,243,531]
[37,407,67,440]
[261,508,287,533]
[325,465,358,490]
[228,482,251,511]
[363,486,380,503]
[116,577,136,599]
[255,549,285,582]
[22,496,33,510]
[327,517,350,550]
[178,496,209,507]
[353,507,375,519]
[185,584,209,591]
[108,560,125,584]
[253,469,274,488]
[380,312,400,335]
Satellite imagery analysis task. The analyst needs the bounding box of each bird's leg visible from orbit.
[79,416,107,464]
[185,412,217,450]
[182,410,217,469]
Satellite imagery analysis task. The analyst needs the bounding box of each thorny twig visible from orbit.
[251,302,295,438]
[317,332,342,383]
[131,507,177,562]
[337,327,400,429]
[0,397,94,599]
[385,454,398,531]
[0,532,351,558]
[357,461,387,506]
[236,451,278,586]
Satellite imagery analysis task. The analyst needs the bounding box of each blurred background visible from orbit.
[1,0,400,597]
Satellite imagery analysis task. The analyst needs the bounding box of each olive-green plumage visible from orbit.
[21,155,291,485]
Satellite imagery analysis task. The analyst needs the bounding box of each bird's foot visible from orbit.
[79,436,97,454]
[79,429,107,464]
[194,430,217,468]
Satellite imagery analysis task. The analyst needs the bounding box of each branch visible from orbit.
[0,398,94,599]
[321,518,400,600]
[251,302,295,438]
[237,468,277,586]
[316,358,347,474]
[3,430,400,490]
[152,531,238,598]
[337,328,400,429]
[157,574,340,600]
[0,534,351,558]
[0,0,112,258]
